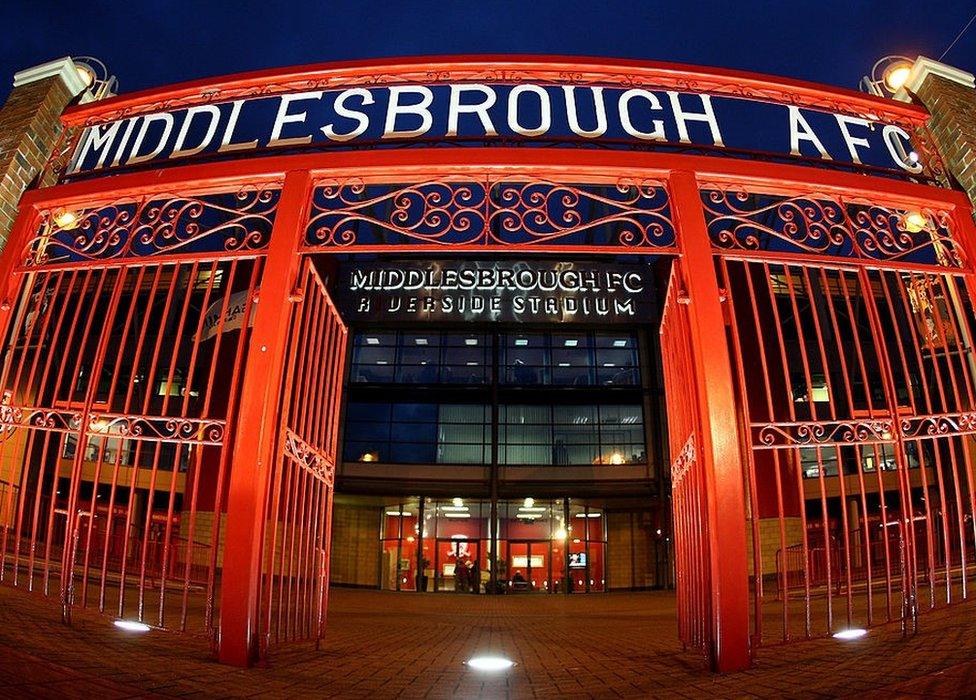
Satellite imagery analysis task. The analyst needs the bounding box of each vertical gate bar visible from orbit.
[930,274,972,599]
[7,270,58,584]
[941,275,976,598]
[95,266,148,612]
[717,258,768,644]
[154,261,203,626]
[206,258,263,635]
[857,266,921,634]
[174,259,221,631]
[801,266,852,628]
[135,263,183,622]
[743,261,792,642]
[670,171,751,672]
[61,267,126,623]
[903,271,952,603]
[219,170,311,667]
[836,269,897,621]
[115,265,165,619]
[880,271,939,610]
[783,264,836,634]
[818,267,866,626]
[761,262,812,638]
[21,271,72,591]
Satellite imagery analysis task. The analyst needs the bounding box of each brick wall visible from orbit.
[0,74,77,247]
[607,509,671,590]
[902,60,976,210]
[329,501,381,587]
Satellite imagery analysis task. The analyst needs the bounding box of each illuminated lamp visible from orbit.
[452,497,463,507]
[833,628,868,640]
[884,64,912,92]
[523,497,534,508]
[607,452,625,465]
[903,211,929,233]
[52,209,80,230]
[859,55,914,98]
[75,63,96,89]
[553,527,568,539]
[359,451,379,462]
[465,655,515,671]
[114,619,150,632]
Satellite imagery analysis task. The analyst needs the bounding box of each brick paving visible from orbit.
[0,585,975,698]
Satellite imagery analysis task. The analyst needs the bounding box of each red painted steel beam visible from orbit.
[671,170,752,672]
[21,148,972,216]
[217,170,311,667]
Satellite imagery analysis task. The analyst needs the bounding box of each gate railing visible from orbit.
[712,181,976,645]
[258,259,347,654]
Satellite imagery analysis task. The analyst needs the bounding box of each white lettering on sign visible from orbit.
[341,262,650,324]
[67,82,928,176]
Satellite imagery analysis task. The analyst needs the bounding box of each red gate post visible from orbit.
[218,170,312,667]
[670,170,752,672]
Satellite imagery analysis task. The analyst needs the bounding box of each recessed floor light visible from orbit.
[832,628,867,640]
[114,619,151,633]
[466,656,515,671]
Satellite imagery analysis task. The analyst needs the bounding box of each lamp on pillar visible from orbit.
[859,55,915,97]
[71,56,118,102]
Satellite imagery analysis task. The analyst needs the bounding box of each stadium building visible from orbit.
[0,54,975,671]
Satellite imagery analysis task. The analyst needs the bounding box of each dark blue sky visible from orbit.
[1,1,975,102]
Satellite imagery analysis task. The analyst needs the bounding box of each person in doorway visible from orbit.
[469,560,480,594]
[453,558,464,593]
[512,570,527,592]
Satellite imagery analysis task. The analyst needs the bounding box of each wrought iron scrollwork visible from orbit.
[86,413,226,446]
[0,404,83,438]
[670,434,696,487]
[26,184,281,266]
[753,419,895,448]
[702,187,961,267]
[901,412,976,439]
[283,428,335,486]
[306,177,675,249]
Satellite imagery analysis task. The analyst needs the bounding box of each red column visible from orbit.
[670,170,752,672]
[218,170,311,666]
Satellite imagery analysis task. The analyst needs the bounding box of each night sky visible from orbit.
[1,1,975,102]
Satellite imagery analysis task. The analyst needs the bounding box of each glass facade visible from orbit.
[343,328,651,467]
[350,330,639,387]
[380,498,608,594]
[501,332,639,386]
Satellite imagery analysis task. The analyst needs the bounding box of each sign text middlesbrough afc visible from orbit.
[69,82,924,176]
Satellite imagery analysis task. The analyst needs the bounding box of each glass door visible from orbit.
[434,538,482,592]
[508,540,549,592]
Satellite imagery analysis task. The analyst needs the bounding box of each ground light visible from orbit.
[113,619,151,633]
[465,656,515,671]
[832,628,868,640]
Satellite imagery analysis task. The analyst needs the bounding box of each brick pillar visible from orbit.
[0,57,90,248]
[897,56,976,206]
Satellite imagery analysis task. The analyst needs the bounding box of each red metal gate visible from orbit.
[660,262,712,659]
[258,258,347,655]
[710,188,976,645]
[0,256,264,632]
[0,185,277,641]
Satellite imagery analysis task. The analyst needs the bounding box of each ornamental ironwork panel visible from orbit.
[25,185,281,267]
[305,178,675,249]
[702,188,961,267]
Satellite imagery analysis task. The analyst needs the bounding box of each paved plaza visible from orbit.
[0,584,974,698]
